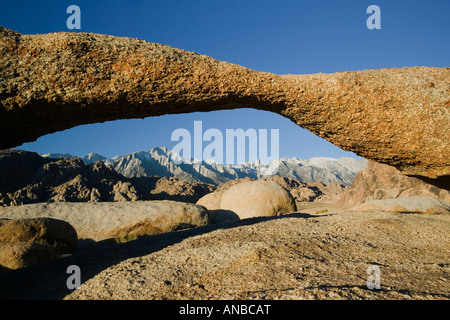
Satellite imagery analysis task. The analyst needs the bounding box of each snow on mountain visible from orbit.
[81,153,108,164]
[41,152,107,164]
[41,152,73,160]
[41,147,367,186]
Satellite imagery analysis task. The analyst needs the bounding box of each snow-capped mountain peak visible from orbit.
[41,146,367,186]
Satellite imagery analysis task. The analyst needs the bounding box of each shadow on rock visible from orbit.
[0,212,317,300]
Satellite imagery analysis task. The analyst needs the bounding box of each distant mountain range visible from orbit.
[41,146,367,186]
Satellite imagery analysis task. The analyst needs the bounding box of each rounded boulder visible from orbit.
[0,218,78,252]
[0,242,56,271]
[219,180,297,220]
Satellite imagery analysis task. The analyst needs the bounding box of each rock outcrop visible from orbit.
[0,149,140,206]
[0,149,215,206]
[131,176,215,203]
[0,27,448,184]
[261,176,346,202]
[353,196,450,214]
[338,160,450,208]
[0,201,210,242]
[0,217,78,270]
[0,149,51,194]
[0,217,78,251]
[195,188,222,206]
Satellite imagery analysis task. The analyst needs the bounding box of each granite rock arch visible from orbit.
[0,27,448,187]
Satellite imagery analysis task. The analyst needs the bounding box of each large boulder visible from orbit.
[199,179,336,222]
[196,190,224,211]
[0,217,77,271]
[0,201,210,241]
[219,180,297,220]
[196,190,238,223]
[0,242,56,271]
[0,217,78,252]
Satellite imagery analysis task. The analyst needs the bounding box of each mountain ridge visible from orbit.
[41,147,367,186]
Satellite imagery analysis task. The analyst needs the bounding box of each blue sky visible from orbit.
[1,0,449,160]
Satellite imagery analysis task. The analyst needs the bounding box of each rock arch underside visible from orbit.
[0,27,449,188]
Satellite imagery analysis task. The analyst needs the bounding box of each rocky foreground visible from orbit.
[0,208,448,300]
[0,149,449,300]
